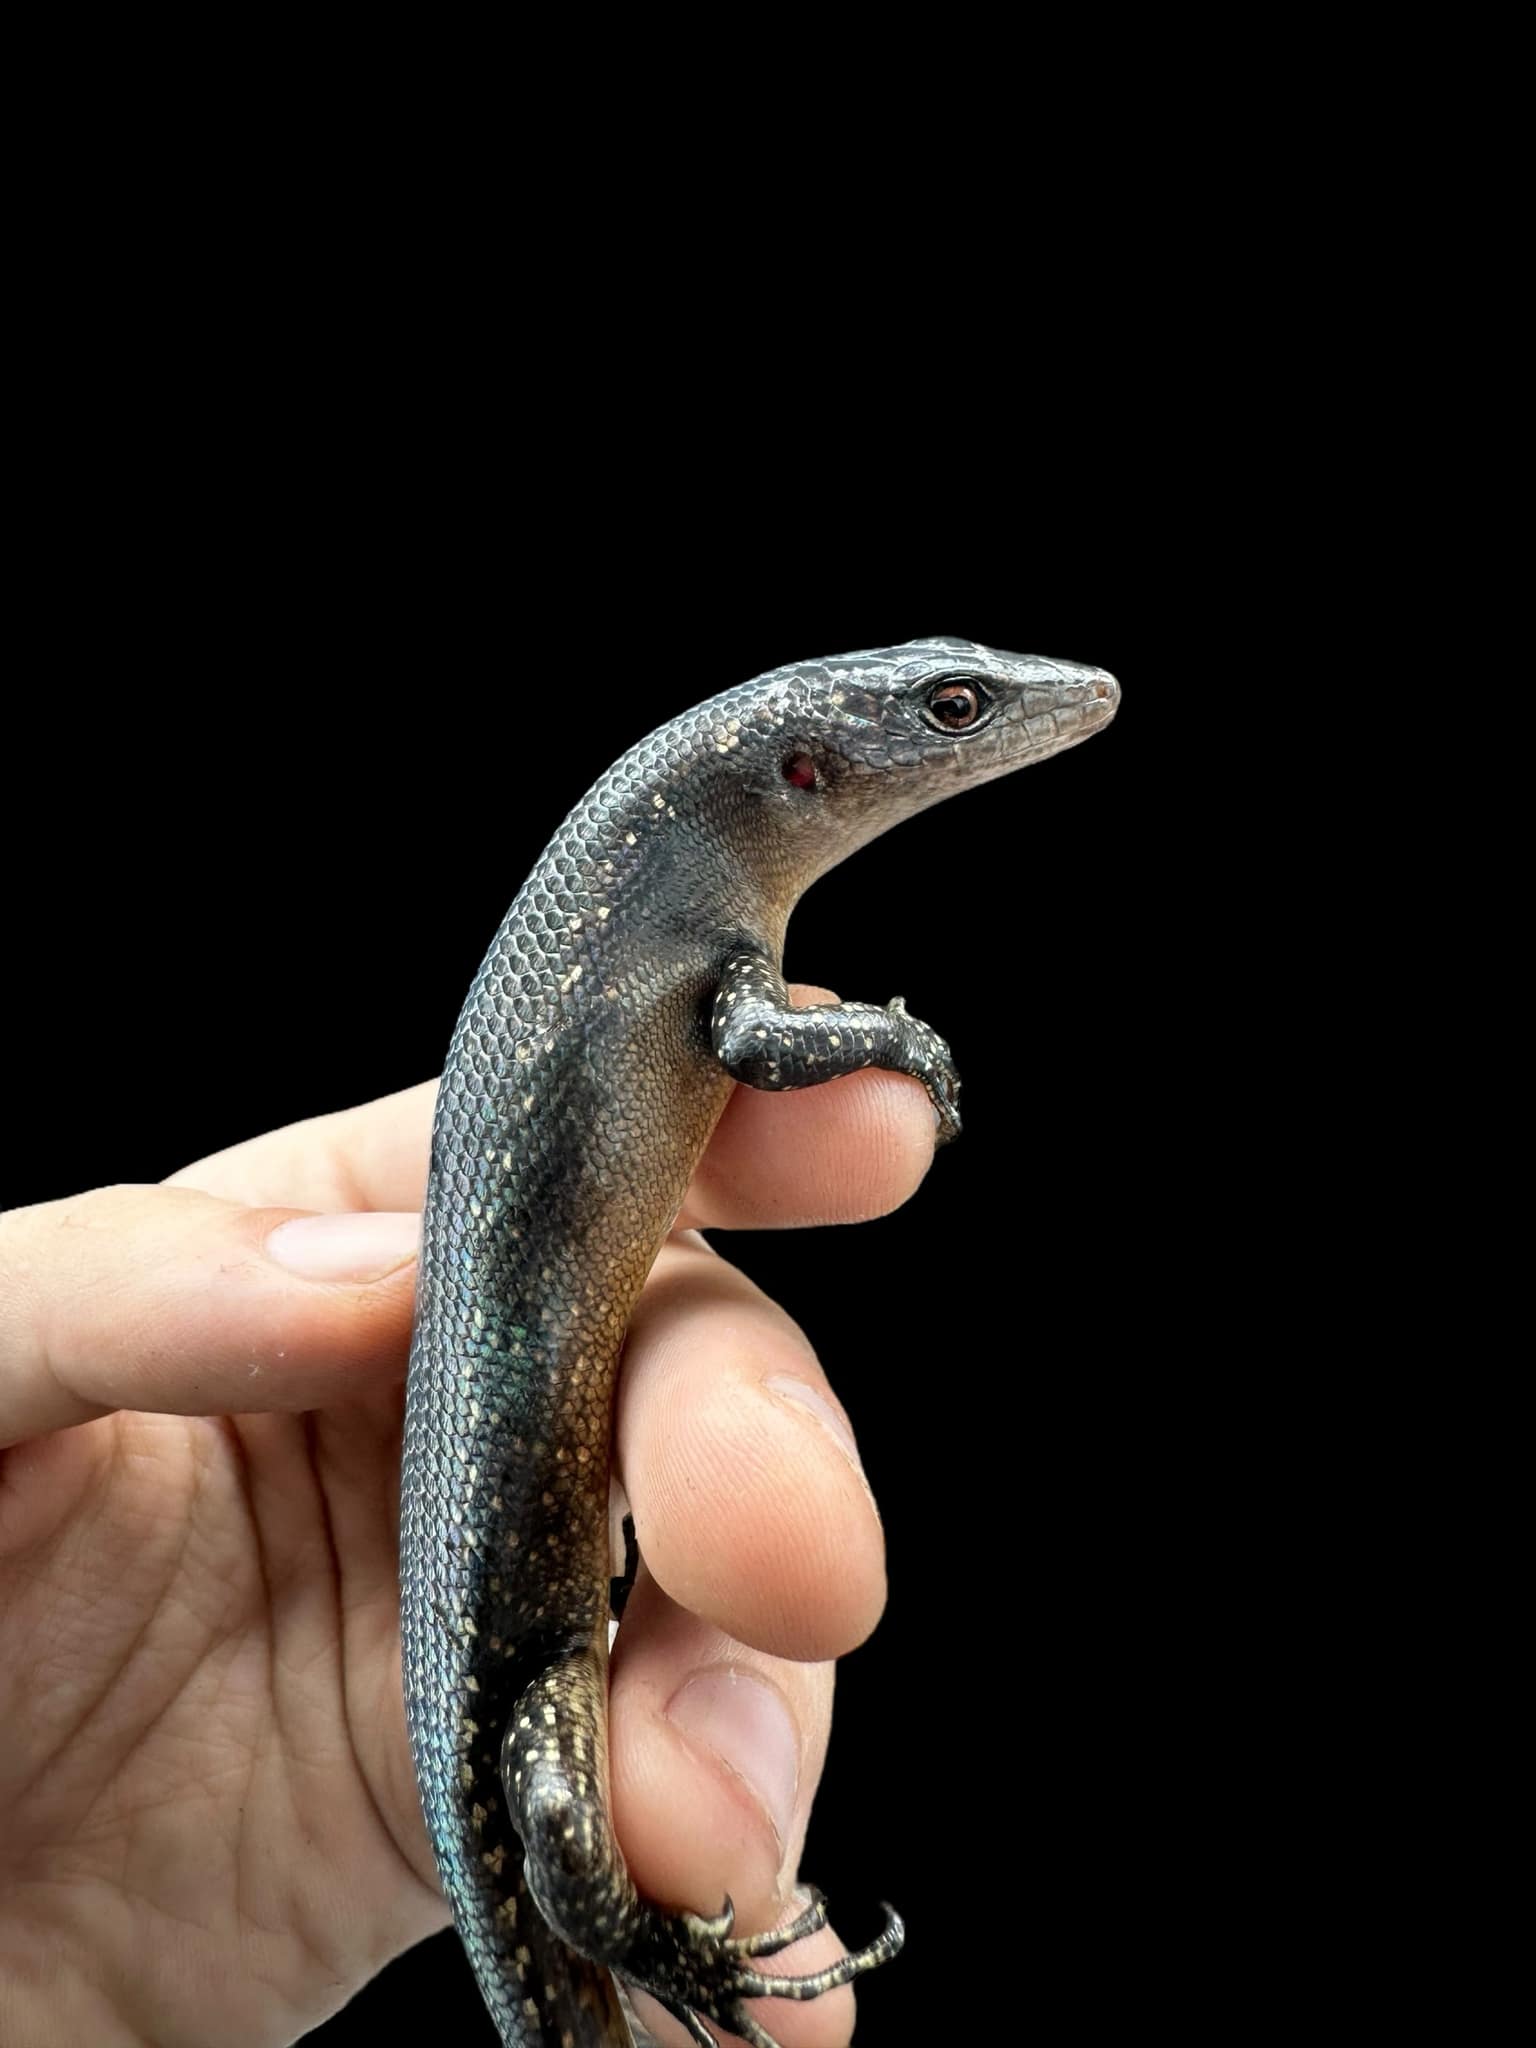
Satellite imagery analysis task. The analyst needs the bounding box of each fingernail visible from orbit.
[765,1375,863,1473]
[265,1211,421,1283]
[667,1668,800,1857]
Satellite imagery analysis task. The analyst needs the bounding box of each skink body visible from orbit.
[400,638,1119,2044]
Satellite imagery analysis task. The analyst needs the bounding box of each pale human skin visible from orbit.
[0,992,936,2048]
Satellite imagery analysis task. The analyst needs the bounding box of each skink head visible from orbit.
[735,636,1119,879]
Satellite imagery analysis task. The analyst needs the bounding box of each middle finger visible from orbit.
[616,1235,885,1665]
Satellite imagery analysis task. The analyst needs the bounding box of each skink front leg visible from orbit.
[711,944,961,1140]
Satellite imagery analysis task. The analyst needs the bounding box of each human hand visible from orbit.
[0,994,937,2048]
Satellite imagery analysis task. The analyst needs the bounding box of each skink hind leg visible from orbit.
[503,1643,903,2046]
[503,1635,643,1965]
[711,944,961,1141]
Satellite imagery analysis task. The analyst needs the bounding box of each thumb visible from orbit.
[0,1184,419,1448]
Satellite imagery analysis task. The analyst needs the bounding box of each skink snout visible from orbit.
[1087,671,1120,723]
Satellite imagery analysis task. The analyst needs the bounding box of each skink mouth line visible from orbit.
[1002,718,1114,765]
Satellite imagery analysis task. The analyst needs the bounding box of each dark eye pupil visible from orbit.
[930,684,979,726]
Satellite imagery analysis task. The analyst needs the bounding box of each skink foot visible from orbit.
[622,1895,903,2048]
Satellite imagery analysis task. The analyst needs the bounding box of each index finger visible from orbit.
[170,988,939,1229]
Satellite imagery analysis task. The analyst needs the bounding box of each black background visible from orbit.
[5,353,1236,2040]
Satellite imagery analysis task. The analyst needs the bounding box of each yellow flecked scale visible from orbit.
[400,639,1119,2045]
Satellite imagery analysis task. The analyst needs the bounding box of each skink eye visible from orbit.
[923,678,991,731]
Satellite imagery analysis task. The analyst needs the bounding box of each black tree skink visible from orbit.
[400,638,1119,2045]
